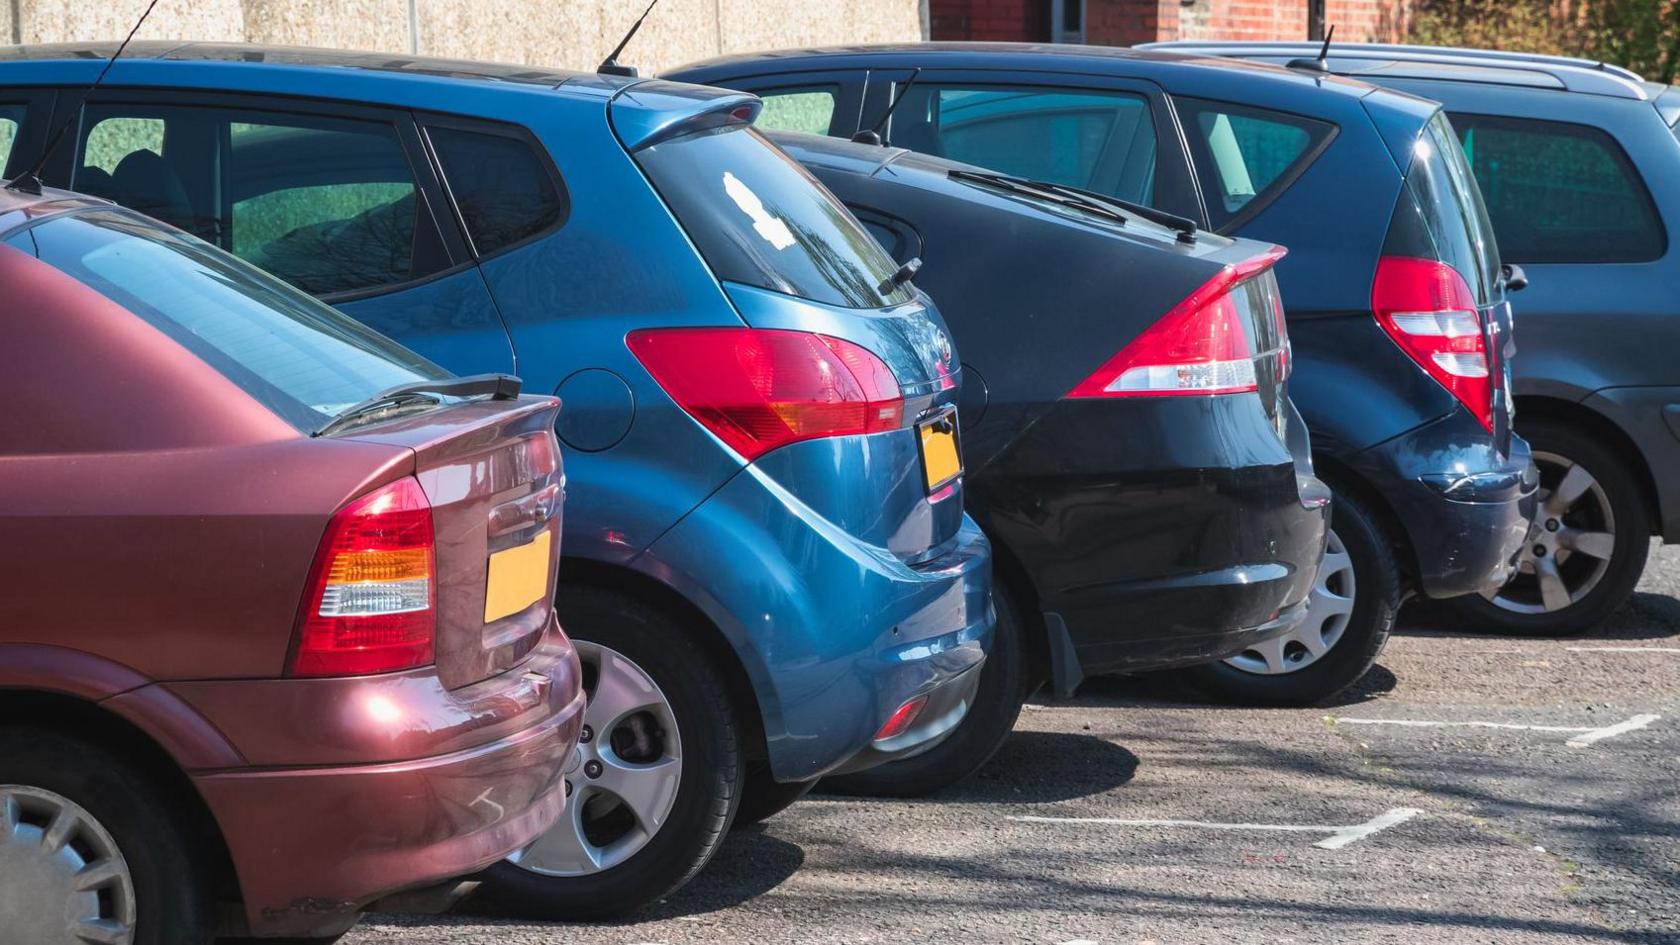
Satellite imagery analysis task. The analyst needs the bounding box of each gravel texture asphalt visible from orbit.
[344,543,1680,945]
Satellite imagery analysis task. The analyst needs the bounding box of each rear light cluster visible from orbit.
[1370,255,1494,433]
[628,327,905,460]
[289,476,437,678]
[1067,247,1289,399]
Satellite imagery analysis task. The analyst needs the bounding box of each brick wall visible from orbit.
[931,0,1053,41]
[940,0,1412,46]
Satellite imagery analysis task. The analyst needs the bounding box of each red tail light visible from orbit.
[1067,247,1287,399]
[1371,256,1494,433]
[289,477,437,677]
[627,327,904,460]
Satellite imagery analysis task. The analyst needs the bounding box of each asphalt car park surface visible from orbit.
[348,543,1680,945]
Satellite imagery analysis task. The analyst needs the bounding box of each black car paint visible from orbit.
[768,132,1330,690]
[668,44,1535,601]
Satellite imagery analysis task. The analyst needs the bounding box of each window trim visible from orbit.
[0,90,53,182]
[416,111,571,264]
[32,87,472,304]
[1447,109,1668,265]
[1170,94,1339,235]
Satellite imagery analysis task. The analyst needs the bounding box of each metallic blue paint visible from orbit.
[0,44,995,780]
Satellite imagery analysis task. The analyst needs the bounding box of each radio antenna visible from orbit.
[7,0,163,195]
[598,0,660,77]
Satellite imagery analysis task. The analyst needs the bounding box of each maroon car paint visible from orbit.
[0,194,584,938]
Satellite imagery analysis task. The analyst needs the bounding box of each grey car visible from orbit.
[1152,41,1680,635]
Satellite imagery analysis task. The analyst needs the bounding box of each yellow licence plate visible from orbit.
[483,529,553,623]
[918,409,963,493]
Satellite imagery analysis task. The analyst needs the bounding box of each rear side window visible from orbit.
[755,88,840,136]
[72,104,431,297]
[13,208,445,433]
[427,125,567,256]
[1175,97,1333,229]
[635,124,911,309]
[1384,113,1502,304]
[0,105,22,172]
[1451,114,1665,264]
[888,85,1158,206]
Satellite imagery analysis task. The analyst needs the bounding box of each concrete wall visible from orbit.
[934,0,1412,45]
[9,0,925,74]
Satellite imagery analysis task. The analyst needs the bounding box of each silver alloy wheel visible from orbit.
[1484,450,1615,615]
[0,784,137,945]
[1225,529,1356,676]
[506,641,682,877]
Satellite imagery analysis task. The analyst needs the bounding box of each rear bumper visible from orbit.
[174,621,584,938]
[972,396,1329,690]
[638,465,994,783]
[1351,409,1538,599]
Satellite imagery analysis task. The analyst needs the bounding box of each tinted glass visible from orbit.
[1175,97,1333,228]
[72,105,423,296]
[428,125,566,256]
[0,104,22,173]
[16,208,444,432]
[1384,113,1502,304]
[1452,114,1665,264]
[636,125,911,308]
[890,85,1157,205]
[755,88,840,136]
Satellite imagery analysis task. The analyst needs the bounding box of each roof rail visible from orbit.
[1146,41,1650,100]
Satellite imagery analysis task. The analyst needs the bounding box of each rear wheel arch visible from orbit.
[975,525,1050,692]
[0,689,243,913]
[1515,395,1662,536]
[1310,453,1417,591]
[557,557,769,765]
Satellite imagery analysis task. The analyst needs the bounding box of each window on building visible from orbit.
[754,88,841,136]
[1450,113,1665,264]
[1175,97,1334,229]
[427,125,566,256]
[889,84,1158,206]
[71,105,428,296]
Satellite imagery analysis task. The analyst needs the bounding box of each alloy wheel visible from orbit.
[1225,529,1356,676]
[506,641,682,876]
[1484,450,1615,615]
[0,784,136,945]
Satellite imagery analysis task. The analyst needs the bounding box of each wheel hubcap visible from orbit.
[506,641,682,877]
[1225,529,1356,676]
[1484,450,1615,616]
[0,785,136,945]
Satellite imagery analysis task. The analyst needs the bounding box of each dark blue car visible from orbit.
[670,43,1538,704]
[0,44,995,918]
[1154,41,1680,636]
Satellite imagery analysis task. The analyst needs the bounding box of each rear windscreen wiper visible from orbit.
[313,372,522,437]
[948,169,1200,244]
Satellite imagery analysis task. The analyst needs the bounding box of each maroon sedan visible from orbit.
[0,188,584,943]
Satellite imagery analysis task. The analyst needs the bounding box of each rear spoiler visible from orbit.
[608,79,762,151]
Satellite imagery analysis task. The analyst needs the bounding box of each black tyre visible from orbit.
[0,727,213,945]
[820,584,1027,798]
[731,762,816,829]
[476,586,743,921]
[1181,488,1399,707]
[1452,418,1650,635]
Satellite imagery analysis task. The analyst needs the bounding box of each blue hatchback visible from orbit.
[0,44,994,918]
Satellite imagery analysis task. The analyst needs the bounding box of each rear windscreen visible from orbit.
[7,208,446,432]
[1383,113,1502,304]
[634,124,913,309]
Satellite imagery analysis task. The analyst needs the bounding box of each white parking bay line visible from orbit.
[1010,807,1422,849]
[1332,714,1661,748]
[1566,645,1680,654]
[1566,713,1661,747]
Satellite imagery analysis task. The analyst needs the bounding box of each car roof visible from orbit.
[671,41,1381,101]
[0,183,113,232]
[1144,41,1661,101]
